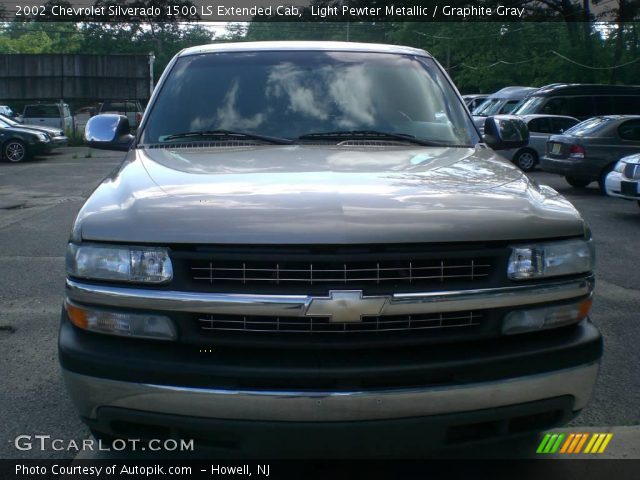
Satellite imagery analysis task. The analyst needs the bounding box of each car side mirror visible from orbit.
[483,115,529,150]
[85,114,134,151]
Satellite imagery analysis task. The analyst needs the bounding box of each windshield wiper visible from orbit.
[297,130,447,147]
[162,129,293,145]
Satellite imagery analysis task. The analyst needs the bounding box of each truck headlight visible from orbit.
[508,239,594,280]
[66,244,173,284]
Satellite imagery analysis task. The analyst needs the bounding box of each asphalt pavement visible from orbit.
[1,148,638,460]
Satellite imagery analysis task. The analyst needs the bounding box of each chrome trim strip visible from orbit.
[62,363,599,422]
[66,276,594,317]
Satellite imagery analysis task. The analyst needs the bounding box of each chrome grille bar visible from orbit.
[191,259,492,286]
[198,311,482,334]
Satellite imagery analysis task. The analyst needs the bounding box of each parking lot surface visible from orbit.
[1,148,639,459]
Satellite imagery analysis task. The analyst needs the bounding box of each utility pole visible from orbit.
[148,52,155,100]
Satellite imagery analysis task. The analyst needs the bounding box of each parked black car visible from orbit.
[0,121,51,162]
[0,114,68,150]
[541,115,640,191]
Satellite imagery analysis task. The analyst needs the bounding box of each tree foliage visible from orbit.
[0,0,638,93]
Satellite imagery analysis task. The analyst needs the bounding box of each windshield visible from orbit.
[563,117,613,137]
[512,96,545,115]
[142,51,478,146]
[472,98,499,115]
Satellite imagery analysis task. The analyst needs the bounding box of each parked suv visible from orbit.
[62,42,601,456]
[22,103,75,134]
[513,84,640,120]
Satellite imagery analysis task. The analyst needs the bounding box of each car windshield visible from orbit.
[472,98,500,115]
[563,117,613,137]
[512,96,545,115]
[142,51,478,146]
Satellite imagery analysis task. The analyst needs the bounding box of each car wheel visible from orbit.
[565,176,591,188]
[3,139,28,162]
[513,149,538,172]
[598,165,615,196]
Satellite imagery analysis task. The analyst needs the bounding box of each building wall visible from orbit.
[0,54,151,101]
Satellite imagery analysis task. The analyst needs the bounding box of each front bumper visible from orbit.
[59,276,602,450]
[50,135,68,148]
[63,362,598,423]
[605,171,640,200]
[29,140,50,156]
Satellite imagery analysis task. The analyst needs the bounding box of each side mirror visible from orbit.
[483,115,529,150]
[85,114,134,151]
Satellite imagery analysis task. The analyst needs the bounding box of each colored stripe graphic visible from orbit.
[560,433,575,453]
[584,433,599,453]
[536,433,565,453]
[597,434,613,453]
[574,433,589,453]
[585,433,613,454]
[536,434,552,453]
[538,433,613,454]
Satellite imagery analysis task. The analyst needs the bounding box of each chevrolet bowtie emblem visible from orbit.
[305,290,389,323]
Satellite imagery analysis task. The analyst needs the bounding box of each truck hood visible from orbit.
[76,145,585,244]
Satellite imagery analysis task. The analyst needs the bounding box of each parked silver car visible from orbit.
[541,115,640,192]
[499,114,579,171]
[605,152,640,208]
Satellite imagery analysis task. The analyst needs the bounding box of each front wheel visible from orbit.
[565,176,591,189]
[598,165,615,196]
[513,149,538,172]
[3,139,28,163]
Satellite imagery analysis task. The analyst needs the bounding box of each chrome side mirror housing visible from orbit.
[85,114,134,151]
[483,115,529,150]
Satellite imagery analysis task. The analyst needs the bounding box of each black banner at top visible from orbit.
[0,0,628,22]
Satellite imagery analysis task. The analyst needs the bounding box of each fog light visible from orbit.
[502,298,593,335]
[64,300,176,341]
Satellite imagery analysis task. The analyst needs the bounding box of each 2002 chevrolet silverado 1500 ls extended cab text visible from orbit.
[60,42,601,456]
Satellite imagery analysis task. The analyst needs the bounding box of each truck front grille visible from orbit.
[190,258,493,292]
[198,311,482,334]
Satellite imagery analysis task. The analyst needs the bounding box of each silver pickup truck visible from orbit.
[61,42,601,456]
